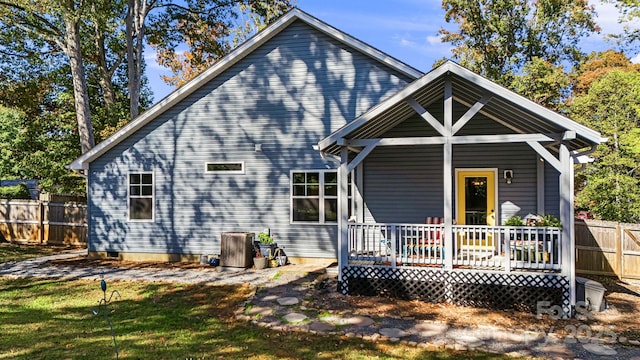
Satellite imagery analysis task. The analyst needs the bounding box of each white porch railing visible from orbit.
[347,223,562,272]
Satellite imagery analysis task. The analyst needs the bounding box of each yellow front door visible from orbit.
[456,170,496,226]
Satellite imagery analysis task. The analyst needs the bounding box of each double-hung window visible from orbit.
[129,172,154,221]
[291,170,351,224]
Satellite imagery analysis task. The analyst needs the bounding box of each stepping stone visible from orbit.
[413,322,449,338]
[491,329,525,344]
[309,321,335,332]
[455,335,484,348]
[582,343,617,356]
[319,315,344,324]
[379,328,407,338]
[260,295,278,302]
[277,297,299,306]
[246,306,272,316]
[283,312,307,324]
[343,316,375,327]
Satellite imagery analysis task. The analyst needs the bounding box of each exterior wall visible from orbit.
[362,104,560,225]
[88,20,413,259]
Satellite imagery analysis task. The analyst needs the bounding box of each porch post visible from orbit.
[559,144,576,308]
[338,146,349,282]
[443,78,454,270]
[536,156,545,214]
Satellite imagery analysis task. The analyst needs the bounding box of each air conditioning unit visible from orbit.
[220,232,254,268]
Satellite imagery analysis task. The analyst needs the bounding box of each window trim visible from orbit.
[290,169,352,225]
[128,171,154,222]
[205,161,245,174]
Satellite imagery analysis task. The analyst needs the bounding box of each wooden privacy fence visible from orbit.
[575,219,640,280]
[0,198,87,246]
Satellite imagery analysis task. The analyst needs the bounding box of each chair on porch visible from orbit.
[403,216,444,258]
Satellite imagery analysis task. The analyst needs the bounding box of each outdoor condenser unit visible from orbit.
[220,232,254,268]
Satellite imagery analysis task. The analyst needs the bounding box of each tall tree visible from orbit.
[572,49,637,96]
[510,57,570,111]
[0,0,95,153]
[608,0,640,51]
[570,68,640,222]
[440,0,599,86]
[150,0,292,87]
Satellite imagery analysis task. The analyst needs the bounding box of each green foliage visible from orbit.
[571,68,640,222]
[538,214,562,228]
[510,58,570,111]
[0,183,31,200]
[609,0,640,51]
[504,216,525,226]
[258,231,274,245]
[440,0,599,86]
[576,170,640,223]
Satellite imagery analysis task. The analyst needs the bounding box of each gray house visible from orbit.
[71,9,603,312]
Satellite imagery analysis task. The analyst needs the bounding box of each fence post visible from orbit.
[38,201,44,244]
[616,223,622,278]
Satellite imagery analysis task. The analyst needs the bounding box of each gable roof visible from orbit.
[69,8,423,170]
[318,60,604,155]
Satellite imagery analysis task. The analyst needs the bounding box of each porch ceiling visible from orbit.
[319,61,602,156]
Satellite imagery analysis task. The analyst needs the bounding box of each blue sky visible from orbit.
[145,0,632,102]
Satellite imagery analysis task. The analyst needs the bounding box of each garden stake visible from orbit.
[93,273,121,359]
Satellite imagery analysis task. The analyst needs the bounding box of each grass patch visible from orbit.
[0,277,519,359]
[272,270,283,280]
[0,243,70,263]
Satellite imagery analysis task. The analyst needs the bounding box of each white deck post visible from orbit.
[338,146,349,282]
[559,143,575,308]
[537,156,545,214]
[443,78,454,270]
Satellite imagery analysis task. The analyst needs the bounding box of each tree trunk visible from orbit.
[65,19,95,154]
[127,0,140,119]
[94,18,116,106]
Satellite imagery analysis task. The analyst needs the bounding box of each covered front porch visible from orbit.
[318,61,603,313]
[347,222,561,272]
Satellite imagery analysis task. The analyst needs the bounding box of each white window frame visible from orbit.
[205,161,245,174]
[290,170,353,225]
[128,171,154,222]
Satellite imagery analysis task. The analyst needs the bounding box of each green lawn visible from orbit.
[0,243,70,263]
[0,277,517,359]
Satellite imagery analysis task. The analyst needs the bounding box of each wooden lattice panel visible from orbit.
[339,266,570,313]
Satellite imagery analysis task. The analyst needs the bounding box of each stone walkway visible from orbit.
[2,250,640,359]
[238,272,640,359]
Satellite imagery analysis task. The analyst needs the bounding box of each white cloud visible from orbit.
[426,35,441,46]
[399,37,416,47]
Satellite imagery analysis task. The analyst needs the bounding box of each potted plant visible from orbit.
[257,231,275,258]
[253,245,267,270]
[504,215,525,226]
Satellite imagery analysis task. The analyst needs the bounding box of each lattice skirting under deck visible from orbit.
[339,266,570,314]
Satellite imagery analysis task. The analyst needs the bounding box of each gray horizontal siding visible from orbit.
[362,102,555,225]
[88,20,413,259]
[364,145,444,223]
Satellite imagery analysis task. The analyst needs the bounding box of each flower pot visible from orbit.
[269,259,278,268]
[258,244,275,257]
[253,257,267,270]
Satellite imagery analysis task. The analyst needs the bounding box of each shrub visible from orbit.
[0,183,32,199]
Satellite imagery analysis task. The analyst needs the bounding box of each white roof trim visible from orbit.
[69,8,423,170]
[318,61,602,151]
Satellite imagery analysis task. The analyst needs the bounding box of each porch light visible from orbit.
[504,170,514,184]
